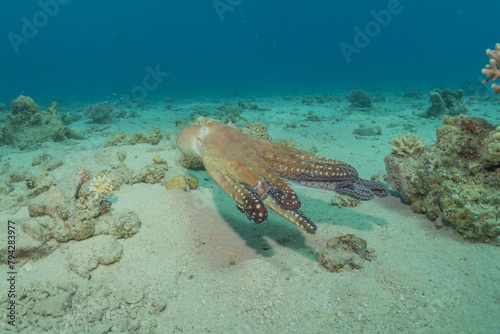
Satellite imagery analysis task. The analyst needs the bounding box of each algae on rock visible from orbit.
[385,115,500,243]
[0,96,82,150]
[425,89,468,118]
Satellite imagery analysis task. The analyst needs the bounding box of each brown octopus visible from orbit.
[177,122,388,234]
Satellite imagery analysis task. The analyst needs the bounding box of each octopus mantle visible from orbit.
[177,122,388,234]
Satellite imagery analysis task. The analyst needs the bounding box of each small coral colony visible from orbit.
[0,43,499,251]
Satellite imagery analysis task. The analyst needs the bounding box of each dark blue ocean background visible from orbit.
[1,0,499,105]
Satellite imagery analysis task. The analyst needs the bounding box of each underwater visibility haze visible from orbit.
[0,0,499,333]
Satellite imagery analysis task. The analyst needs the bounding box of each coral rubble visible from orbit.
[425,89,468,118]
[385,115,500,243]
[105,126,162,146]
[482,43,500,94]
[0,95,82,150]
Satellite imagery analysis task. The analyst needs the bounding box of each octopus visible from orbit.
[177,121,388,234]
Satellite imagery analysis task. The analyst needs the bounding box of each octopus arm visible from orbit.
[262,196,317,234]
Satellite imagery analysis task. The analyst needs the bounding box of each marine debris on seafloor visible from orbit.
[385,115,500,244]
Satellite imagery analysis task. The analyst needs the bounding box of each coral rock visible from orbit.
[8,95,39,123]
[83,102,114,123]
[179,155,204,170]
[105,126,162,146]
[346,89,372,109]
[238,122,272,141]
[185,174,199,189]
[1,96,81,150]
[319,234,372,272]
[66,235,123,278]
[94,211,142,239]
[425,89,468,117]
[385,115,500,243]
[165,175,187,190]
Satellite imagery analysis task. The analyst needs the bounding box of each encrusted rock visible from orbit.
[391,132,424,157]
[238,122,272,141]
[353,126,382,137]
[425,89,468,118]
[94,211,142,239]
[165,175,187,190]
[27,172,57,199]
[1,96,82,150]
[385,115,500,243]
[346,89,372,109]
[138,163,168,184]
[83,101,114,123]
[66,235,123,278]
[179,155,204,170]
[105,126,162,146]
[480,126,500,168]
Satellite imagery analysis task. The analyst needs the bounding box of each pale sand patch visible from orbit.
[0,94,498,333]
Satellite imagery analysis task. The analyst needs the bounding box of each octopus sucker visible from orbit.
[177,121,388,234]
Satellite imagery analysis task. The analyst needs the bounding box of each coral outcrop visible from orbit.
[391,132,424,157]
[0,96,82,150]
[346,89,372,109]
[425,89,468,118]
[83,102,114,123]
[385,115,500,243]
[482,43,500,94]
[8,95,38,123]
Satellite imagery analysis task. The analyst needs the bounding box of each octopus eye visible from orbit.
[203,127,209,133]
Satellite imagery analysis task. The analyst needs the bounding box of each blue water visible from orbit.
[0,0,498,103]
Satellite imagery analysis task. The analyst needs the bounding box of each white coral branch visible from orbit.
[482,43,500,94]
[88,175,113,199]
[391,132,424,157]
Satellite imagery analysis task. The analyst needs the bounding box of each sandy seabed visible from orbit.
[0,93,499,333]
